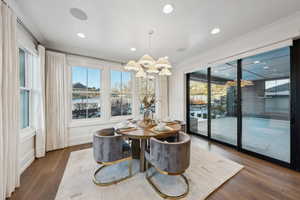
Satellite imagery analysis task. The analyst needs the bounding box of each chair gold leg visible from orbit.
[145,166,189,199]
[93,159,133,186]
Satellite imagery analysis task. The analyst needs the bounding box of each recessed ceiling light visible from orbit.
[163,4,174,14]
[130,47,136,52]
[254,60,260,64]
[211,28,220,35]
[77,33,86,38]
[70,8,88,21]
[176,47,186,52]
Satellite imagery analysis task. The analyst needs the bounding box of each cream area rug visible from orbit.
[55,144,243,200]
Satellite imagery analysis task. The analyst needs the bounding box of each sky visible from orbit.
[72,66,131,90]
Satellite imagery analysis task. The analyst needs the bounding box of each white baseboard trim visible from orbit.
[19,149,35,175]
[69,135,92,146]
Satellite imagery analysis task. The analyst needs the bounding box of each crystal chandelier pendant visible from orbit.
[147,65,159,73]
[147,75,155,79]
[136,67,147,78]
[125,60,140,71]
[159,67,172,76]
[124,30,172,77]
[138,54,155,67]
[156,57,171,69]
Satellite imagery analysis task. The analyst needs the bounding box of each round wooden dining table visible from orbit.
[117,122,182,172]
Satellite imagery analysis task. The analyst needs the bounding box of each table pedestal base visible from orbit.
[140,139,146,172]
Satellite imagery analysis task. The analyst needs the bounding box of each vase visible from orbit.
[143,108,153,125]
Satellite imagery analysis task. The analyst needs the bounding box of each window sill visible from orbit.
[110,115,134,121]
[69,119,118,128]
[69,116,134,128]
[20,128,36,143]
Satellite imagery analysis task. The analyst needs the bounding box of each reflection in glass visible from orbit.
[211,62,237,145]
[19,49,26,87]
[241,47,290,163]
[20,90,29,128]
[189,69,208,136]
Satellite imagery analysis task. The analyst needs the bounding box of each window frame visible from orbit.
[186,46,293,169]
[71,65,103,121]
[68,57,142,127]
[19,47,32,130]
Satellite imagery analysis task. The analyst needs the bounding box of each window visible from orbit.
[211,62,237,145]
[19,48,30,129]
[111,70,132,116]
[188,70,208,136]
[138,78,156,114]
[72,66,101,119]
[187,47,291,164]
[242,47,290,162]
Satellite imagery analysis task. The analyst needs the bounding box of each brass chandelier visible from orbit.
[124,30,172,78]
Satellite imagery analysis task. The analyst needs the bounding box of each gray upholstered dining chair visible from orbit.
[93,128,132,186]
[145,132,191,199]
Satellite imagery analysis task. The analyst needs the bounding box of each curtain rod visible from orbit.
[16,18,40,45]
[2,0,40,44]
[46,48,125,65]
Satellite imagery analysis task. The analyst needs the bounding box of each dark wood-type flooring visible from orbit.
[8,136,300,200]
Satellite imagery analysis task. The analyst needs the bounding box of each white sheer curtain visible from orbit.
[0,2,20,199]
[32,45,46,157]
[45,51,69,151]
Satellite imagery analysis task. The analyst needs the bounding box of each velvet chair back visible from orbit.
[149,132,191,174]
[93,128,124,163]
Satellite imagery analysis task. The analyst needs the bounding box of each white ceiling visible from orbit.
[15,0,300,65]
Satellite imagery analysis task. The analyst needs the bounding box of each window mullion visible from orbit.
[86,68,89,119]
[121,72,123,116]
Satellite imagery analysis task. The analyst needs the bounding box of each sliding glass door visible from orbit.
[241,47,290,163]
[188,69,208,136]
[187,47,291,165]
[211,62,237,145]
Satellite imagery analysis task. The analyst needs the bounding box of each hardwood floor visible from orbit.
[8,136,300,200]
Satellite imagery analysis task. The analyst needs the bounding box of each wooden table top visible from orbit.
[117,122,181,139]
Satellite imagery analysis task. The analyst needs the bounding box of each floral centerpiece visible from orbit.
[141,94,155,126]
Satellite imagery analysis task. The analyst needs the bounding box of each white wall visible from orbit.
[68,121,122,146]
[169,11,300,122]
[19,129,35,174]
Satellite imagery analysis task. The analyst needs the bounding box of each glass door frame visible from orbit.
[186,67,237,149]
[186,45,300,170]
